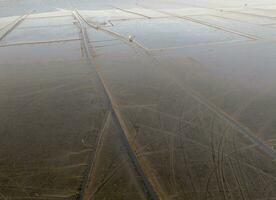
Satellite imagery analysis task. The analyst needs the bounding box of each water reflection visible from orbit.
[1,2,276,199]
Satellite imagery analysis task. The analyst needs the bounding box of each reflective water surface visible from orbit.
[1,1,276,199]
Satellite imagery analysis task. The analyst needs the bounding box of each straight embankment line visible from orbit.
[73,10,162,200]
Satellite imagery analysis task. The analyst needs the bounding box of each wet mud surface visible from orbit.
[1,1,276,199]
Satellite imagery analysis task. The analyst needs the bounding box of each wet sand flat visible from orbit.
[1,1,276,199]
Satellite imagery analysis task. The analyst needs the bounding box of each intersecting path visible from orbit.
[72,10,162,200]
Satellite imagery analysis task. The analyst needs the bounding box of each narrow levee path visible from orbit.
[0,11,32,42]
[72,10,162,200]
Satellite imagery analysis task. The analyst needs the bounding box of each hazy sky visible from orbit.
[0,0,276,17]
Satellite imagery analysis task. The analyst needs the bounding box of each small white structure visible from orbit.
[128,35,135,42]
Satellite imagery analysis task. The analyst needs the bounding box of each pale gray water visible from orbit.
[1,1,276,199]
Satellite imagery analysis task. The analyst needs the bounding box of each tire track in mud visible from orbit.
[72,10,161,200]
[77,112,111,200]
[75,6,276,162]
[128,9,275,160]
[73,8,276,200]
[123,28,276,161]
[180,85,276,160]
